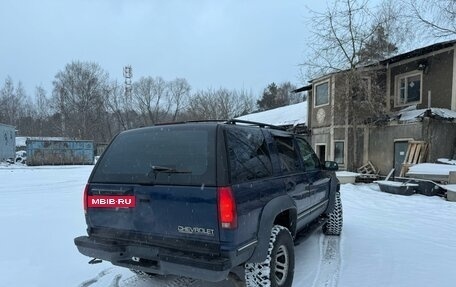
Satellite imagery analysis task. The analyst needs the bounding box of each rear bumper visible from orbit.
[74,236,248,282]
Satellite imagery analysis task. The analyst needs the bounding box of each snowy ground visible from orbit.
[1,165,456,287]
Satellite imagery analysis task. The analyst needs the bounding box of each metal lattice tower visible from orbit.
[123,66,133,100]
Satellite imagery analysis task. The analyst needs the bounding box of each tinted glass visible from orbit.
[274,136,300,173]
[91,125,216,186]
[296,138,320,171]
[226,127,272,183]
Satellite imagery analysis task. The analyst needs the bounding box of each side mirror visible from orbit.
[324,161,339,171]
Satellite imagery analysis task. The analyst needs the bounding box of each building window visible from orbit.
[334,141,344,165]
[314,81,329,107]
[395,72,422,106]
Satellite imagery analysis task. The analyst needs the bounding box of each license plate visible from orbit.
[87,195,136,208]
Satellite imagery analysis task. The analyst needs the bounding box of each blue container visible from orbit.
[26,139,94,166]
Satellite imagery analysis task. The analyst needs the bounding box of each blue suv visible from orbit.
[75,120,342,287]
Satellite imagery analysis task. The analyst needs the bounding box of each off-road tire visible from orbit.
[245,225,295,287]
[129,269,158,278]
[323,191,343,235]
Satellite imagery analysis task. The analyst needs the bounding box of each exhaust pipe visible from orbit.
[88,258,102,264]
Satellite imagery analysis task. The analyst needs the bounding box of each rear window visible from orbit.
[226,127,272,183]
[91,125,216,186]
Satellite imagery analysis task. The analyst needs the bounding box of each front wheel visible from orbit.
[323,191,343,235]
[245,225,295,287]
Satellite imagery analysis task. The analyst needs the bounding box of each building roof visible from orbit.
[236,101,308,127]
[0,123,15,129]
[380,39,456,65]
[292,84,312,93]
[295,39,456,91]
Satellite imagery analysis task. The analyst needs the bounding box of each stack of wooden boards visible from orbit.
[399,141,429,177]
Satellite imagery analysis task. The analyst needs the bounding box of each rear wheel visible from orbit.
[129,269,158,278]
[323,191,343,235]
[245,225,295,287]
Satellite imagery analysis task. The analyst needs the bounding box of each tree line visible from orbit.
[2,0,453,144]
[0,64,301,143]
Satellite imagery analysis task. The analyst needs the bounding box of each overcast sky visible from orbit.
[0,0,329,98]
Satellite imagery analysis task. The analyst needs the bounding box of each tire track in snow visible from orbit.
[78,268,113,287]
[109,274,122,287]
[311,234,341,287]
[119,273,197,287]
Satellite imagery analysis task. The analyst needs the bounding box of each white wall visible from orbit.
[0,124,16,161]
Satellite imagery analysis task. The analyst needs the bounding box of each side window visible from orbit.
[274,136,300,173]
[296,138,320,171]
[226,128,272,183]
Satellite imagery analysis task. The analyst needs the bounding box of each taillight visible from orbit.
[83,184,89,214]
[218,186,237,229]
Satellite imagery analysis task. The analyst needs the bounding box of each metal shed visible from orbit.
[26,139,94,166]
[0,123,16,162]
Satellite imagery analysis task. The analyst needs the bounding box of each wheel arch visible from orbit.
[248,195,297,263]
[323,173,340,215]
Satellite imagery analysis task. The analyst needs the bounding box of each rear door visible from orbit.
[86,184,220,243]
[86,124,221,244]
[270,132,309,215]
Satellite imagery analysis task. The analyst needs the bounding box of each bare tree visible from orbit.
[105,81,130,131]
[186,88,255,120]
[52,61,110,140]
[302,0,399,169]
[408,0,456,38]
[168,78,191,121]
[0,76,15,124]
[132,76,171,125]
[0,76,28,126]
[35,85,52,120]
[374,0,414,51]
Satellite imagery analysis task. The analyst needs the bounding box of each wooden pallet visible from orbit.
[357,161,379,181]
[357,161,378,175]
[399,141,429,177]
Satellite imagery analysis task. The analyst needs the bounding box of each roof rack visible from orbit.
[153,119,226,126]
[225,119,285,130]
[185,119,227,123]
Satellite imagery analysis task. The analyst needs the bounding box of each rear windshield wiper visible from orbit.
[148,165,192,179]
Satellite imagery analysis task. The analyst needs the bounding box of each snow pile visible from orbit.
[1,166,456,286]
[336,171,361,177]
[437,158,456,165]
[398,107,456,122]
[336,171,360,184]
[407,163,456,175]
[374,180,418,187]
[236,101,307,127]
[16,136,69,147]
[15,136,27,147]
